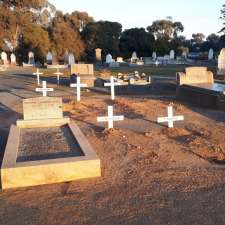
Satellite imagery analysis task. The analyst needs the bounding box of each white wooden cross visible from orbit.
[70,77,87,102]
[33,68,43,86]
[35,81,53,97]
[97,106,124,129]
[157,105,184,128]
[104,76,121,100]
[54,68,63,85]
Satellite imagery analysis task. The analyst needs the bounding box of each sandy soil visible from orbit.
[0,94,225,225]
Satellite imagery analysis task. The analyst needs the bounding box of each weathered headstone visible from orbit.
[177,67,214,85]
[152,52,157,60]
[106,54,113,63]
[68,53,75,65]
[71,64,94,75]
[164,55,170,61]
[10,53,16,65]
[71,64,95,87]
[117,57,123,63]
[70,77,88,102]
[16,96,70,128]
[97,106,124,129]
[28,51,35,65]
[170,50,175,60]
[36,81,54,97]
[46,52,53,65]
[95,48,102,62]
[22,97,63,121]
[157,106,184,128]
[1,52,8,65]
[208,48,214,61]
[181,48,188,59]
[218,48,225,75]
[131,51,138,63]
[64,50,69,64]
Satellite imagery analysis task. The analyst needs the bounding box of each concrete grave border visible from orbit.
[1,121,101,190]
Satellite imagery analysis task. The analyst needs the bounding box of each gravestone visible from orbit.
[68,53,75,65]
[46,52,53,65]
[177,67,214,85]
[208,48,214,61]
[1,52,8,65]
[117,57,123,63]
[10,53,16,65]
[17,97,69,128]
[64,50,69,64]
[131,51,138,63]
[170,50,175,60]
[164,55,170,61]
[71,64,94,75]
[152,52,157,60]
[181,48,189,59]
[28,51,35,65]
[218,48,225,75]
[71,64,95,86]
[23,97,63,121]
[106,54,113,63]
[95,48,102,62]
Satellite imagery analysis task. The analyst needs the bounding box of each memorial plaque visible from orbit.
[23,97,63,120]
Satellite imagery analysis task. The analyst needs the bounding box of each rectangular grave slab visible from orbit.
[1,97,101,190]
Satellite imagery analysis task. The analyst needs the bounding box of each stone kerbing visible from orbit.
[1,121,101,190]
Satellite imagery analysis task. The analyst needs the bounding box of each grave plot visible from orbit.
[1,97,101,190]
[176,67,225,110]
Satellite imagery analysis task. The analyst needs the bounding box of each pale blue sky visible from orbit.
[50,0,224,38]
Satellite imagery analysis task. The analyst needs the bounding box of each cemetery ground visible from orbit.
[0,68,225,224]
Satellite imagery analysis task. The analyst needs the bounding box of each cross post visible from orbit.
[35,81,54,97]
[104,76,121,100]
[157,106,184,128]
[70,77,87,102]
[33,68,43,86]
[97,106,124,129]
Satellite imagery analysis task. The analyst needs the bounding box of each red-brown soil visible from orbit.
[0,95,225,225]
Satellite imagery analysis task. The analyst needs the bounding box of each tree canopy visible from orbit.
[147,18,184,40]
[119,28,155,58]
[0,1,224,64]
